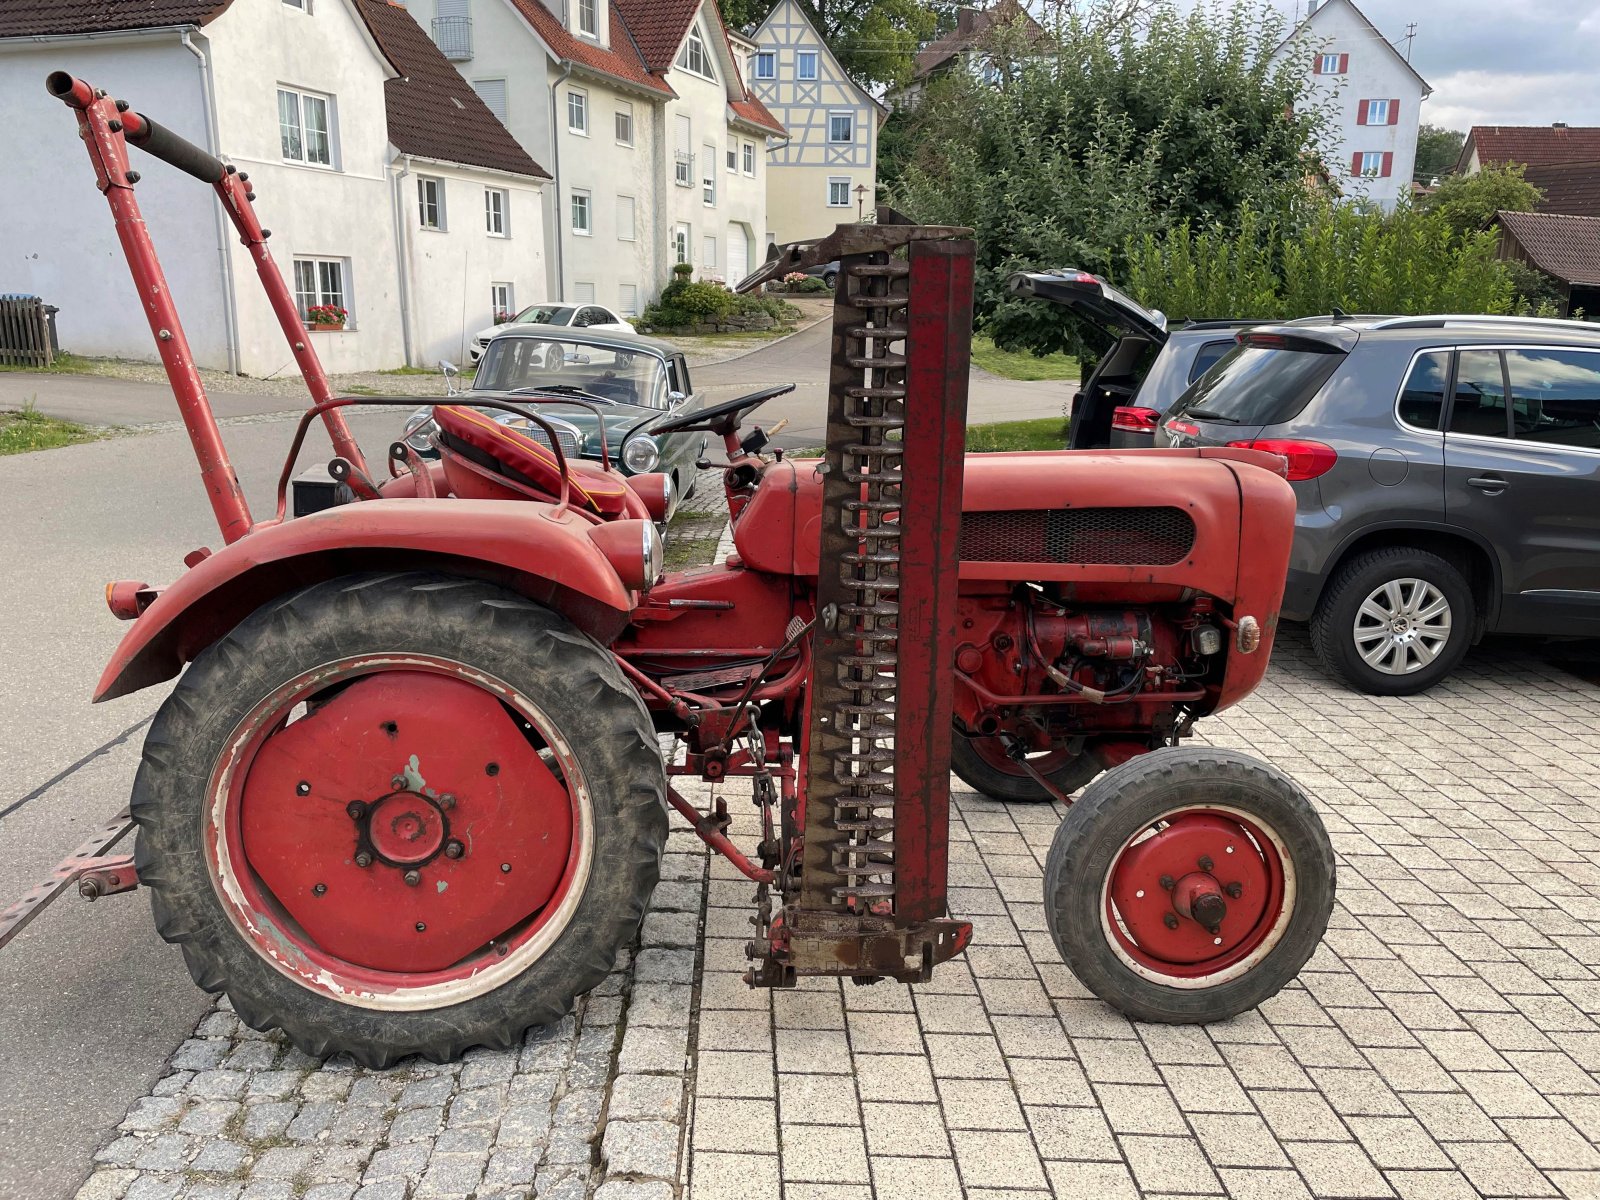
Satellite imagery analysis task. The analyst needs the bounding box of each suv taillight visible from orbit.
[1227,438,1338,481]
[1111,406,1161,432]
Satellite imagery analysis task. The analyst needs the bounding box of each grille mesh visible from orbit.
[517,424,581,461]
[959,507,1196,566]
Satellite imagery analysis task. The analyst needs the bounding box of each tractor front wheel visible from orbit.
[131,573,667,1067]
[1043,747,1333,1023]
[949,733,1101,803]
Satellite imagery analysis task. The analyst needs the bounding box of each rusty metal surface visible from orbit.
[0,808,136,950]
[734,210,973,294]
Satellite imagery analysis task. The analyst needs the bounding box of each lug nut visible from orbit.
[1159,874,1175,890]
[354,852,372,868]
[439,793,456,810]
[346,801,366,820]
[312,882,327,896]
[115,99,130,112]
[500,863,512,873]
[108,119,122,132]
[1198,855,1214,872]
[1163,913,1180,929]
[1225,882,1243,899]
[392,775,407,790]
[296,780,312,796]
[444,840,464,859]
[403,870,422,887]
[415,921,426,932]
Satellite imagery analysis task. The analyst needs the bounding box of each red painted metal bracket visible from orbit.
[0,809,139,951]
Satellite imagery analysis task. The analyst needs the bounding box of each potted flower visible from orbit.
[306,304,347,331]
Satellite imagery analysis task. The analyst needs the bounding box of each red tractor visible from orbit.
[5,74,1335,1067]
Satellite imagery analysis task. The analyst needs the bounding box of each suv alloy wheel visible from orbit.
[1310,547,1476,695]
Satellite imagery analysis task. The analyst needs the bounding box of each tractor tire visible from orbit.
[1043,746,1333,1024]
[131,572,667,1067]
[949,733,1101,803]
[1310,546,1474,696]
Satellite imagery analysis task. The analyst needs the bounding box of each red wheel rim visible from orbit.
[206,654,592,1011]
[969,736,1080,780]
[1100,806,1293,988]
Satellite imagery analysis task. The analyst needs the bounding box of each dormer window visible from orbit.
[577,0,597,37]
[677,23,714,79]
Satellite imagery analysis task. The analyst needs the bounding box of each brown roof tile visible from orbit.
[355,0,548,179]
[506,0,674,95]
[0,0,232,37]
[1526,160,1600,219]
[912,0,1044,80]
[1463,126,1600,172]
[1497,210,1600,287]
[729,95,784,135]
[613,0,701,73]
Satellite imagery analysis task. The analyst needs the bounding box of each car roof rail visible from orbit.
[1369,313,1600,332]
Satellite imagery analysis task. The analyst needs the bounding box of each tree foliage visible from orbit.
[722,0,940,87]
[1424,163,1544,236]
[1414,124,1465,183]
[884,0,1335,355]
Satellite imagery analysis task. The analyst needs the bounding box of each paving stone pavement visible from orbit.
[68,621,1600,1200]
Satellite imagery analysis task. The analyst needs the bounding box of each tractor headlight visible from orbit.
[622,434,660,474]
[402,407,437,452]
[643,520,664,587]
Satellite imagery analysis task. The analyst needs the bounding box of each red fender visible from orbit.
[95,499,635,702]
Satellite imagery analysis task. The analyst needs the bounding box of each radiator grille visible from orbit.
[959,506,1196,566]
[513,423,581,461]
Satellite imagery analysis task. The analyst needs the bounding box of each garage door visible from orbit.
[727,223,750,283]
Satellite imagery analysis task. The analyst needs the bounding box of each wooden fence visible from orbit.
[0,296,56,367]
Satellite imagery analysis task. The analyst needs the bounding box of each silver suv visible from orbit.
[1155,315,1600,695]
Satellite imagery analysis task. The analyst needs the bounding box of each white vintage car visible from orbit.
[467,301,636,364]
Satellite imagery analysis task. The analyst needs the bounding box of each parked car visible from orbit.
[804,260,839,289]
[467,301,635,364]
[404,328,709,520]
[1154,314,1600,695]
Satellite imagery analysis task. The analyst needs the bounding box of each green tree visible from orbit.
[1425,162,1543,235]
[1414,124,1465,183]
[886,0,1335,355]
[724,0,938,87]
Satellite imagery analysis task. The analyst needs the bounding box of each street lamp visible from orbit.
[855,184,868,220]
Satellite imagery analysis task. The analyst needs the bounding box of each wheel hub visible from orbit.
[1354,578,1451,675]
[363,792,446,865]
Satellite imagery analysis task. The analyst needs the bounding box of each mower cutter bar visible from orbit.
[0,808,138,951]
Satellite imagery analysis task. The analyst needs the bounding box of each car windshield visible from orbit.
[512,304,575,326]
[1169,343,1344,427]
[473,335,666,408]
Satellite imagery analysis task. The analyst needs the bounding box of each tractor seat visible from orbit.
[432,405,630,516]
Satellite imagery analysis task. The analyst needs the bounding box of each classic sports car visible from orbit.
[404,327,708,521]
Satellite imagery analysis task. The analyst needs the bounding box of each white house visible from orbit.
[888,0,1046,112]
[0,0,549,375]
[748,0,882,246]
[402,0,784,313]
[1272,0,1431,212]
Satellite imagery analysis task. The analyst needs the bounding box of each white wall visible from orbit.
[0,34,232,369]
[206,0,406,375]
[398,159,546,364]
[1277,0,1426,212]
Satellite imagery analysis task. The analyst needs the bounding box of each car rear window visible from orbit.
[1168,342,1345,427]
[1187,340,1235,384]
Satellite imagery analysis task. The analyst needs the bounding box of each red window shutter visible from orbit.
[1388,99,1400,126]
[1381,152,1394,178]
[1312,54,1323,74]
[1351,152,1363,176]
[1356,100,1367,125]
[1338,53,1349,72]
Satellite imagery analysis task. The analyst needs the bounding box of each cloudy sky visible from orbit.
[1274,0,1600,130]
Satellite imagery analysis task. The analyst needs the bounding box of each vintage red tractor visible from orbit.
[3,74,1335,1067]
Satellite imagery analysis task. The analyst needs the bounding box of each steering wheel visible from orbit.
[651,384,795,437]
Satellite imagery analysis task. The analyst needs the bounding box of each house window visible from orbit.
[278,87,333,167]
[1315,52,1348,74]
[574,281,596,303]
[674,114,693,186]
[283,0,309,11]
[742,141,755,175]
[703,236,717,269]
[828,111,853,143]
[417,176,445,230]
[1359,98,1397,125]
[677,24,713,78]
[827,177,850,207]
[797,51,817,80]
[577,0,597,36]
[567,89,588,134]
[617,194,636,241]
[727,143,738,172]
[674,223,690,264]
[571,189,592,234]
[755,50,774,79]
[615,102,633,145]
[490,282,514,323]
[703,142,716,205]
[619,283,638,316]
[1354,150,1391,178]
[293,257,348,324]
[473,78,508,122]
[485,187,508,236]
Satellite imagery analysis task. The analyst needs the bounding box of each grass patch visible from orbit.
[970,336,1079,382]
[788,415,1069,459]
[0,352,96,375]
[0,404,102,455]
[378,365,441,375]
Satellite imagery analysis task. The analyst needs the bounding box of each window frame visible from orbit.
[1362,98,1391,125]
[618,283,639,318]
[727,143,738,173]
[570,188,592,236]
[827,176,851,207]
[616,193,636,242]
[490,281,515,323]
[1358,150,1384,178]
[674,222,691,265]
[1393,348,1454,434]
[484,187,509,237]
[828,111,853,143]
[577,0,598,37]
[1499,345,1600,453]
[292,256,350,327]
[797,50,818,80]
[677,24,714,79]
[614,101,634,146]
[754,50,775,79]
[278,85,335,168]
[417,175,446,231]
[702,141,717,206]
[567,87,588,135]
[742,140,755,176]
[472,77,508,122]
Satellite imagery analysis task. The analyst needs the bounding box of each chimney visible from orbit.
[1307,0,1321,13]
[956,7,979,34]
[1554,121,1569,131]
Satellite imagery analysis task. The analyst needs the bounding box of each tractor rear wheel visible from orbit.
[1043,747,1333,1023]
[949,733,1100,803]
[131,572,667,1067]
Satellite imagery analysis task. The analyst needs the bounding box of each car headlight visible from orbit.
[402,407,437,452]
[622,434,659,474]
